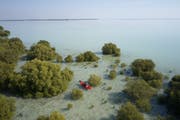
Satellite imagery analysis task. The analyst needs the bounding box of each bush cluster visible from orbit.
[0,94,16,120]
[116,102,144,120]
[64,55,73,63]
[37,111,65,120]
[0,26,10,37]
[88,74,101,87]
[166,75,180,116]
[131,59,163,89]
[124,80,156,112]
[102,43,121,56]
[27,40,57,61]
[71,88,83,100]
[76,51,99,62]
[9,59,73,98]
[108,70,117,79]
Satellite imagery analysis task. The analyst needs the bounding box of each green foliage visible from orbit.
[88,74,101,87]
[27,40,56,61]
[0,95,16,120]
[131,59,155,76]
[0,62,15,90]
[76,51,99,62]
[124,80,156,100]
[11,59,71,98]
[116,102,144,120]
[135,99,152,112]
[0,26,10,37]
[64,55,73,63]
[37,111,65,120]
[102,43,121,56]
[71,89,83,100]
[56,54,63,63]
[166,75,180,115]
[108,70,117,79]
[61,67,74,82]
[131,59,163,89]
[121,63,127,68]
[67,103,73,110]
[148,79,163,89]
[0,38,25,64]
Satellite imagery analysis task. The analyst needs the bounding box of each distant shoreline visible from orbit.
[1,18,180,21]
[0,18,99,21]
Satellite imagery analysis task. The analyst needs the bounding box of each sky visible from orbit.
[0,0,180,19]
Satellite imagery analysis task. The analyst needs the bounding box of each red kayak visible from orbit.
[79,80,92,90]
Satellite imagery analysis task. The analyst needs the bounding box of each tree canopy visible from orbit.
[0,26,10,38]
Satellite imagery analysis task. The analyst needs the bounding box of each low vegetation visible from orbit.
[27,40,57,61]
[102,43,121,56]
[0,94,16,120]
[166,75,180,116]
[116,102,144,120]
[108,70,117,79]
[76,51,99,62]
[131,59,163,89]
[88,74,101,87]
[37,111,65,120]
[9,59,73,98]
[64,55,73,63]
[124,80,156,112]
[71,88,83,100]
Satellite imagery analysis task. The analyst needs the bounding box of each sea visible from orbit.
[0,19,180,75]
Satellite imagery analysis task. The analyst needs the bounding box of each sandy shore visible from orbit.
[13,55,167,120]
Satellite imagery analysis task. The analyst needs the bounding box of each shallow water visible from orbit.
[1,19,180,74]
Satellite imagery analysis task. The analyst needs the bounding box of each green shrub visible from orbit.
[115,59,120,64]
[67,103,73,110]
[88,74,101,87]
[124,80,156,100]
[56,54,63,63]
[11,59,72,98]
[0,95,16,120]
[148,79,163,89]
[76,51,99,62]
[131,59,155,76]
[135,99,152,112]
[109,70,117,79]
[64,55,73,63]
[27,40,56,61]
[121,63,127,68]
[71,89,83,100]
[116,102,144,120]
[61,67,74,82]
[37,111,65,120]
[106,86,112,90]
[102,43,121,56]
[0,26,10,37]
[166,75,180,115]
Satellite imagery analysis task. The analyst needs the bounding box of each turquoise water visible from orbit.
[1,20,180,74]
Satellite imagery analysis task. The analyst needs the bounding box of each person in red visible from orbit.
[79,80,92,90]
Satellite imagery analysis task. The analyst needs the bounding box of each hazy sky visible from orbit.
[0,0,180,19]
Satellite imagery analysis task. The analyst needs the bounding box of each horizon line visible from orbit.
[1,18,180,21]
